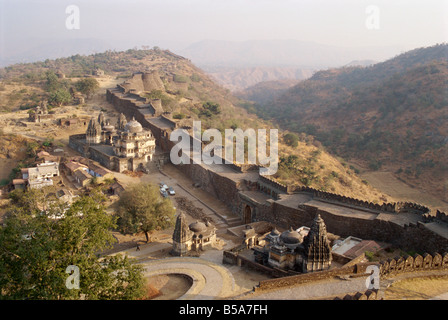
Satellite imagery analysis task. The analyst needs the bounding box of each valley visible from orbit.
[243,44,448,209]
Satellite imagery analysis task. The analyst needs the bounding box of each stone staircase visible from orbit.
[225,216,243,227]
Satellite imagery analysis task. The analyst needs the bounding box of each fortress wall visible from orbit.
[147,122,173,152]
[435,210,448,223]
[105,80,448,253]
[258,175,289,193]
[107,90,178,155]
[176,162,242,214]
[118,72,165,94]
[378,252,448,277]
[150,99,163,114]
[335,289,379,300]
[107,89,141,119]
[255,265,357,292]
[107,89,161,142]
[142,71,165,91]
[257,200,448,253]
[256,251,448,294]
[126,92,147,102]
[296,186,430,214]
[68,134,88,155]
[122,73,144,92]
[160,114,177,129]
[87,148,117,172]
[157,144,448,252]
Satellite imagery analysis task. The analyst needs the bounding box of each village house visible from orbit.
[16,161,60,190]
[73,169,93,187]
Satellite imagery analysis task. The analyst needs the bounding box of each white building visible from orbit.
[25,161,60,189]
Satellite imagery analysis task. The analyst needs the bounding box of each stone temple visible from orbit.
[255,214,332,273]
[171,212,217,256]
[69,112,156,173]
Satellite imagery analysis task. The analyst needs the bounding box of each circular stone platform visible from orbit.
[143,257,236,300]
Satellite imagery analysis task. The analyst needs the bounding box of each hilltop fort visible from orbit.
[92,71,448,258]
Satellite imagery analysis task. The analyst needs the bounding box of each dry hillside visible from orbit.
[249,44,448,205]
[0,48,391,203]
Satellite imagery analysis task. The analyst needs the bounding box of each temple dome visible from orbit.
[103,124,115,132]
[189,221,207,233]
[124,117,143,133]
[279,228,303,244]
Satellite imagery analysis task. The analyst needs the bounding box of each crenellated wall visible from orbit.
[295,186,431,214]
[335,289,380,300]
[379,251,448,277]
[253,251,447,294]
[262,200,448,253]
[424,210,448,224]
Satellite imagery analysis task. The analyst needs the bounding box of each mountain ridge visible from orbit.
[180,39,410,68]
[247,43,448,203]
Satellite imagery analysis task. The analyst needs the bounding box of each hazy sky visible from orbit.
[0,0,447,59]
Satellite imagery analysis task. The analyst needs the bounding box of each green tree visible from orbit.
[283,133,299,148]
[116,183,176,243]
[48,88,72,107]
[26,140,40,157]
[0,188,146,300]
[75,78,100,99]
[45,71,60,92]
[204,101,221,115]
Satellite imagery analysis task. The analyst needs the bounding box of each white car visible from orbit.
[160,188,168,198]
[168,187,175,195]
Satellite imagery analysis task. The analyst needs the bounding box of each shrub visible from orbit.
[365,251,375,262]
[173,113,185,120]
[190,74,201,82]
[368,160,382,171]
[283,133,299,148]
[173,74,188,83]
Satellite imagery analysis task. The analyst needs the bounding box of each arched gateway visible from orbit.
[244,205,252,224]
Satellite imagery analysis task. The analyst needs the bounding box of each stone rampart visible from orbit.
[68,134,88,155]
[105,73,448,255]
[268,201,448,253]
[296,186,431,215]
[254,252,447,294]
[254,265,358,292]
[335,289,380,300]
[379,251,448,278]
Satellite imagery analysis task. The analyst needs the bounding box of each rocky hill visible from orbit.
[248,44,448,203]
[203,66,312,92]
[0,48,397,203]
[179,39,404,69]
[235,78,302,105]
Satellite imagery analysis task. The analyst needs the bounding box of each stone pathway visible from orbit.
[430,292,448,300]
[242,277,371,300]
